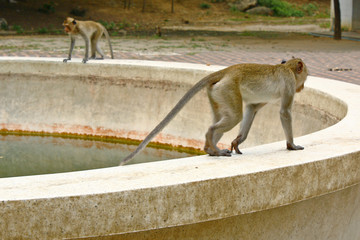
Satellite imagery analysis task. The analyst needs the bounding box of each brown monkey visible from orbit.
[62,17,114,63]
[120,58,308,165]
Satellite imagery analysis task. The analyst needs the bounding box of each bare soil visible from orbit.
[1,32,359,58]
[0,0,330,32]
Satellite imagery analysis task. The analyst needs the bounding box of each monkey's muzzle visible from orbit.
[64,26,71,33]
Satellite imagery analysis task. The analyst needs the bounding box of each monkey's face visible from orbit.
[63,18,76,33]
[63,24,71,33]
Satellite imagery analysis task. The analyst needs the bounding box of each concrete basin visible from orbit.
[0,57,359,239]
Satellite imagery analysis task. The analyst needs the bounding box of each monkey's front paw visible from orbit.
[230,143,242,154]
[82,59,88,64]
[230,136,243,154]
[287,142,304,151]
[63,58,70,63]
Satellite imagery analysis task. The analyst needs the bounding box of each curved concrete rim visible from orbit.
[0,57,359,238]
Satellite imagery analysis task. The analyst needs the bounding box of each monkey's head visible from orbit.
[284,58,308,93]
[63,17,77,34]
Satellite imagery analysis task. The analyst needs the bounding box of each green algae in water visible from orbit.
[0,135,196,178]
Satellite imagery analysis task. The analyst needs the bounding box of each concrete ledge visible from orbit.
[0,57,359,239]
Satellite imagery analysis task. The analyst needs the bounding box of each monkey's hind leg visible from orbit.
[89,44,105,60]
[94,42,105,60]
[89,33,105,60]
[205,116,239,157]
[205,81,242,156]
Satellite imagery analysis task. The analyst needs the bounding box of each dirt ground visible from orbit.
[0,0,359,84]
[0,32,359,57]
[1,0,330,32]
[2,0,356,57]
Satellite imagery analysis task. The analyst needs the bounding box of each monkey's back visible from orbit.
[216,63,288,104]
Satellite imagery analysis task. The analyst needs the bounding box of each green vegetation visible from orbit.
[99,20,132,33]
[319,22,330,29]
[0,45,18,51]
[37,27,49,34]
[239,31,280,38]
[36,24,62,34]
[37,2,55,14]
[230,5,238,12]
[200,3,211,9]
[301,3,318,16]
[258,0,304,17]
[1,21,8,30]
[257,0,323,18]
[12,25,24,34]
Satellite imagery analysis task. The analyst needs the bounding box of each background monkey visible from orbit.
[63,17,114,63]
[120,58,308,165]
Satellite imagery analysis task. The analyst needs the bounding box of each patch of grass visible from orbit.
[316,11,330,18]
[152,35,163,39]
[319,22,330,29]
[302,3,318,16]
[153,44,186,51]
[27,44,42,50]
[0,45,18,50]
[12,25,24,34]
[239,31,280,38]
[200,3,211,9]
[230,6,239,12]
[191,43,202,48]
[1,21,8,30]
[133,23,141,30]
[37,27,49,34]
[117,20,130,29]
[99,20,116,31]
[258,0,304,17]
[98,20,131,32]
[191,38,206,42]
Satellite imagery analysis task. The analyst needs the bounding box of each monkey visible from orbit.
[120,58,308,166]
[62,17,114,63]
[156,26,162,37]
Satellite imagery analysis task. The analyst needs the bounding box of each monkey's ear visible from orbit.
[296,61,303,74]
[72,20,77,25]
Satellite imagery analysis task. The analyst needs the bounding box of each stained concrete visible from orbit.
[0,57,359,239]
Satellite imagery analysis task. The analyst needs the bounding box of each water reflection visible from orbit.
[0,135,195,178]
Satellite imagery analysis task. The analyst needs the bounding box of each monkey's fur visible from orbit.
[120,58,308,165]
[63,17,114,63]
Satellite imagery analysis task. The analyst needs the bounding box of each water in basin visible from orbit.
[0,134,196,178]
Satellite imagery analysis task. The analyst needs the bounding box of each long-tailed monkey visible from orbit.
[62,17,114,63]
[120,58,308,166]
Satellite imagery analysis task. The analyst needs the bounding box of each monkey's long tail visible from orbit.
[103,27,114,59]
[119,71,223,166]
